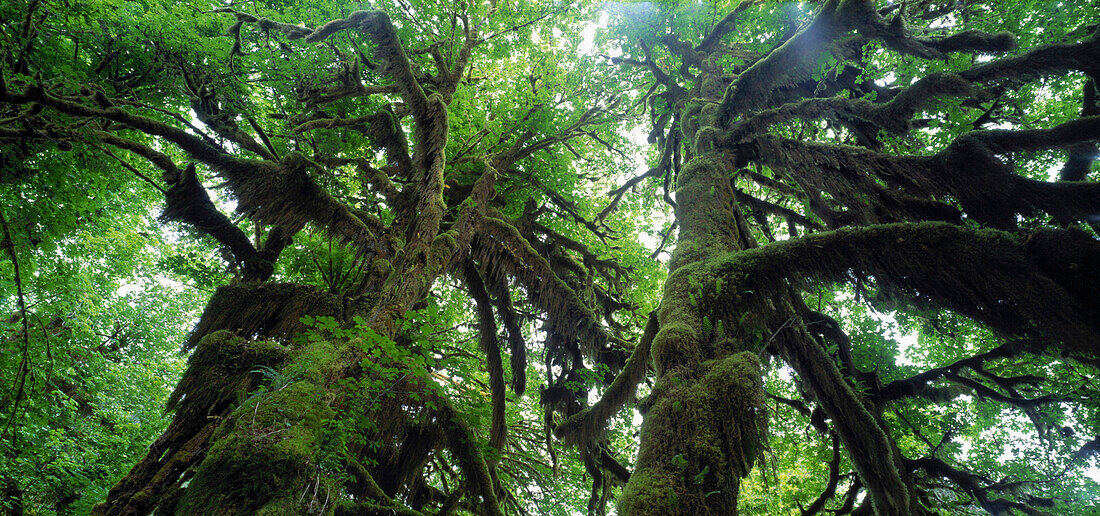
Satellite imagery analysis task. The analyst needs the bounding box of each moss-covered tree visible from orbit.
[2,0,1099,514]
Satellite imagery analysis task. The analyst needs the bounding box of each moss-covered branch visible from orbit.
[294,108,413,176]
[875,339,1043,403]
[2,86,383,256]
[473,215,617,356]
[843,0,1015,59]
[433,395,505,516]
[185,81,277,161]
[161,164,276,282]
[210,8,313,40]
[717,0,847,124]
[907,456,1052,514]
[1061,78,1099,181]
[772,302,912,515]
[748,116,1100,228]
[306,11,432,128]
[724,72,974,142]
[555,311,657,446]
[304,12,452,290]
[732,187,824,232]
[801,432,842,516]
[88,130,182,182]
[477,267,529,396]
[2,84,236,169]
[961,35,1100,84]
[372,160,495,326]
[699,223,1100,357]
[462,261,507,462]
[952,116,1100,155]
[695,0,755,54]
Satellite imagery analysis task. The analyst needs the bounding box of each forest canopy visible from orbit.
[1,0,1099,514]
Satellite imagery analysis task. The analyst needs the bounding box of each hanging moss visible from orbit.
[471,218,618,357]
[724,72,973,145]
[161,164,274,281]
[185,283,347,350]
[555,312,658,446]
[218,150,379,254]
[747,120,1100,230]
[699,222,1100,358]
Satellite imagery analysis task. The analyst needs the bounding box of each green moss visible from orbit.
[174,381,337,515]
[260,381,334,454]
[668,154,741,269]
[246,339,289,365]
[167,330,288,421]
[682,103,703,134]
[677,153,724,187]
[694,126,720,153]
[283,339,342,384]
[429,231,457,265]
[698,103,719,125]
[370,257,392,280]
[621,351,764,514]
[701,352,763,477]
[169,331,360,514]
[626,143,758,513]
[617,468,684,515]
[650,322,700,373]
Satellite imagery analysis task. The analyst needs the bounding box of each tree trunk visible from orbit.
[620,145,765,514]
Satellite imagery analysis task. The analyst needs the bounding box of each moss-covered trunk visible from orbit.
[619,148,764,514]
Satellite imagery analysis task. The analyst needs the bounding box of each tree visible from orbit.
[1,0,1098,514]
[0,87,201,513]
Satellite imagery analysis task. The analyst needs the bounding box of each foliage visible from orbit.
[1,0,1099,515]
[0,149,202,512]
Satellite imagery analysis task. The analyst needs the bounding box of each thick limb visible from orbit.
[620,153,763,515]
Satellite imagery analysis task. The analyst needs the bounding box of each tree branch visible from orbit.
[555,311,656,446]
[462,261,507,463]
[433,393,505,516]
[801,431,842,516]
[718,0,848,124]
[701,223,1100,358]
[161,164,276,282]
[875,340,1042,403]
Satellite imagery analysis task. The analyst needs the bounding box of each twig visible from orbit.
[91,143,167,194]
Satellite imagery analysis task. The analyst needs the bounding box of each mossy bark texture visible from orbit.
[620,151,764,515]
